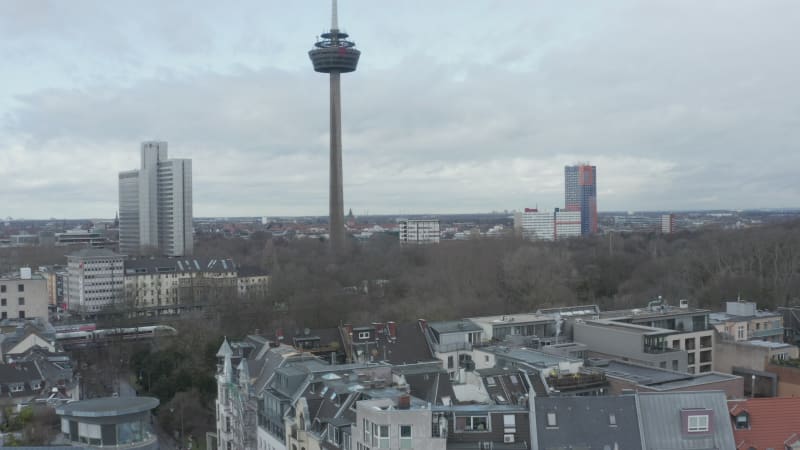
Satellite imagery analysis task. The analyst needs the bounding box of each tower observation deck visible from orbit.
[309,0,361,256]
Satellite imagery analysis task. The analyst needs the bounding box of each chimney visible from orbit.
[344,323,353,336]
[276,328,284,341]
[373,322,385,336]
[418,319,427,330]
[387,321,397,340]
[397,394,411,410]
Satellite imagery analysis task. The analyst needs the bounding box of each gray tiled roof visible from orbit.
[637,391,736,449]
[533,395,643,449]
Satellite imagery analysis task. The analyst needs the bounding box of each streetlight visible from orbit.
[751,374,756,398]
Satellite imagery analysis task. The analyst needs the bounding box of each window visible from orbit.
[672,339,680,348]
[609,413,617,426]
[659,361,667,369]
[687,415,709,432]
[735,414,749,430]
[400,425,412,449]
[18,311,25,319]
[546,412,557,428]
[672,360,678,371]
[688,353,696,365]
[685,338,696,350]
[486,377,496,386]
[358,331,370,339]
[509,375,519,385]
[1,312,7,320]
[0,285,5,292]
[18,297,24,305]
[737,325,745,340]
[373,424,388,448]
[464,416,488,431]
[1,298,5,306]
[364,419,371,444]
[18,284,24,292]
[448,356,454,369]
[503,415,516,433]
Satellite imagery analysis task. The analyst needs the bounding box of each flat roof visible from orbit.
[597,360,687,385]
[56,396,159,418]
[428,320,482,334]
[480,346,580,367]
[469,313,554,326]
[647,372,740,390]
[738,339,793,349]
[599,305,710,321]
[582,319,673,336]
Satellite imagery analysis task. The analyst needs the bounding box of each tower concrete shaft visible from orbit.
[309,0,360,255]
[329,71,345,254]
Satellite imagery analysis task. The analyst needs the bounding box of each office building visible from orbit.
[65,248,126,315]
[119,141,193,257]
[515,209,581,241]
[56,396,159,449]
[398,219,440,245]
[564,164,597,235]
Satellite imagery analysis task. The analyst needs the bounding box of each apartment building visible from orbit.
[0,268,49,321]
[123,257,237,315]
[710,300,784,343]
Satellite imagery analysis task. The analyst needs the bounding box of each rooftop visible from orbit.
[581,319,674,336]
[728,397,800,450]
[66,248,123,259]
[56,396,159,418]
[480,346,580,368]
[469,313,555,326]
[599,304,710,321]
[428,320,482,334]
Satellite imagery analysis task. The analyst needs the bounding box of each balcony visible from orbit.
[751,327,784,338]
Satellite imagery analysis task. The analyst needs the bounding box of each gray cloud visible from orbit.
[1,0,799,218]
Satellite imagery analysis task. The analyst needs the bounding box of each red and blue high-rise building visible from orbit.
[565,164,597,235]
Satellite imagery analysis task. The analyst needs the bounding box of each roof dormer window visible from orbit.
[687,414,709,432]
[735,413,749,430]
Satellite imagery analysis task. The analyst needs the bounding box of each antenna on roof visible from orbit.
[331,0,339,30]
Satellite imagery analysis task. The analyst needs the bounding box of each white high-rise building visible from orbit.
[515,208,581,241]
[398,219,440,245]
[65,248,126,314]
[119,141,193,257]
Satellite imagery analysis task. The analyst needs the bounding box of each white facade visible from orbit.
[515,210,581,241]
[65,249,126,314]
[119,141,193,257]
[398,219,440,245]
[661,214,675,234]
[0,269,49,321]
[518,211,554,240]
[554,210,581,239]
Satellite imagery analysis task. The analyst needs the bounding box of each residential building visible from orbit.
[710,300,785,343]
[587,359,743,399]
[600,298,716,374]
[0,361,44,405]
[531,395,644,449]
[714,338,799,397]
[397,219,440,245]
[237,267,271,299]
[637,391,736,450]
[123,257,237,315]
[467,314,558,345]
[564,164,597,235]
[65,248,126,315]
[764,357,800,397]
[354,397,446,450]
[0,268,49,321]
[119,141,193,257]
[728,397,800,450]
[55,396,159,449]
[574,319,689,372]
[425,320,482,382]
[778,305,800,345]
[0,319,57,361]
[661,213,676,234]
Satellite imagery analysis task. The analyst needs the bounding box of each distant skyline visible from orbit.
[1,1,799,218]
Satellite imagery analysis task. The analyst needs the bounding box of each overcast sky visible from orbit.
[1,1,799,219]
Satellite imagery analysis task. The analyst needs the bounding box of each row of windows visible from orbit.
[0,284,24,293]
[0,297,24,306]
[1,311,26,319]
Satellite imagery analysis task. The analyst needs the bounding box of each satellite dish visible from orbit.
[304,328,311,336]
